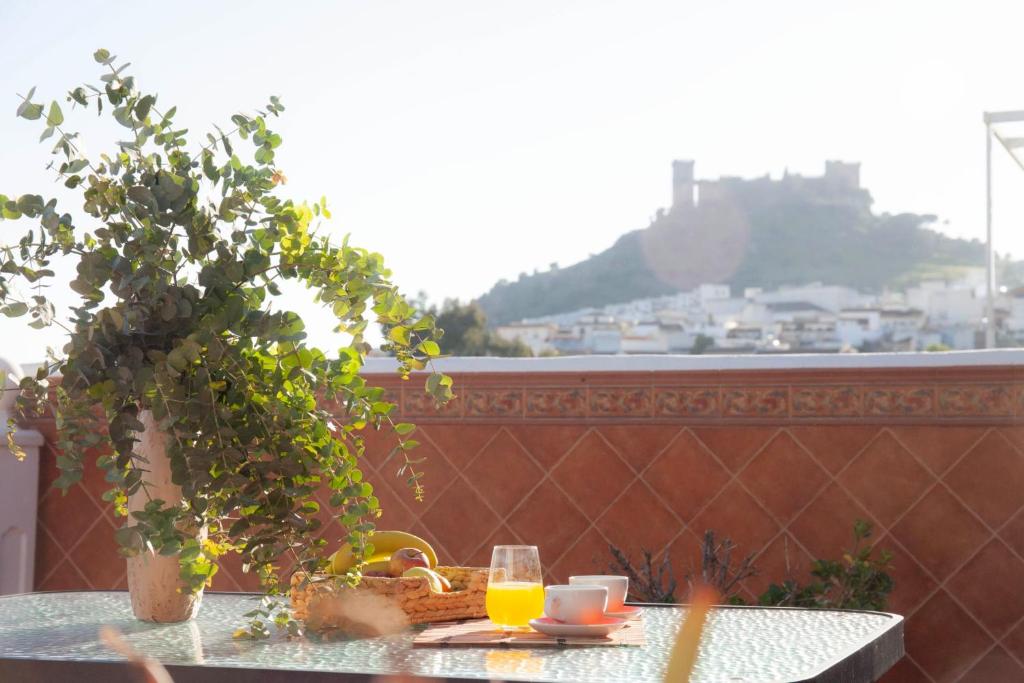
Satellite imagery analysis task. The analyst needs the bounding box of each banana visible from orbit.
[328,530,438,575]
[360,559,394,575]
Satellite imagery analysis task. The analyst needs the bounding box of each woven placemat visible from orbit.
[413,617,645,648]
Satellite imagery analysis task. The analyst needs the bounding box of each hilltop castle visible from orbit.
[670,159,871,211]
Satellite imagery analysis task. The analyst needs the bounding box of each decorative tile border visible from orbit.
[792,386,861,417]
[364,368,1019,421]
[863,386,934,417]
[723,387,789,417]
[589,387,652,417]
[655,387,719,417]
[937,384,1014,417]
[464,389,523,418]
[402,390,462,418]
[382,375,1023,422]
[525,388,587,418]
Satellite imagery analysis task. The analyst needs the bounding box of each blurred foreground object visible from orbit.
[99,626,173,683]
[664,585,719,683]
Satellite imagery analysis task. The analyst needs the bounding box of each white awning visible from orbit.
[985,110,1024,170]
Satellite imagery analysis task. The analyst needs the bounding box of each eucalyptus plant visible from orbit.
[1,49,452,637]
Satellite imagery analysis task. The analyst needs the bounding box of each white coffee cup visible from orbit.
[569,575,629,611]
[543,584,608,625]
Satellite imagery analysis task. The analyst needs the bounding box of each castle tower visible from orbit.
[824,160,860,189]
[672,160,695,208]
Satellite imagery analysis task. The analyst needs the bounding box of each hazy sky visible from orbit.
[2,0,1024,363]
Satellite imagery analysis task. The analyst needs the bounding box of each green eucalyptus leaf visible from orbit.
[47,101,64,126]
[0,302,28,317]
[16,100,43,120]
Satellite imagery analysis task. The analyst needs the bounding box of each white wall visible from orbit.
[0,360,42,595]
[362,348,1024,373]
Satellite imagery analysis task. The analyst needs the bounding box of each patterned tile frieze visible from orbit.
[862,386,935,417]
[589,387,652,417]
[722,386,789,417]
[937,384,1015,417]
[401,388,462,418]
[524,388,587,418]
[792,386,861,417]
[654,387,719,417]
[463,389,523,418]
[388,377,1023,423]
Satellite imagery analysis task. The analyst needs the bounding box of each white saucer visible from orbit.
[605,605,641,619]
[529,616,627,638]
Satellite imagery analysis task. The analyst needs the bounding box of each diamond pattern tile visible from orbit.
[879,657,932,683]
[599,425,681,473]
[67,515,124,589]
[548,526,613,584]
[377,437,456,507]
[891,426,987,477]
[740,431,830,524]
[839,431,934,527]
[465,524,522,569]
[78,453,115,503]
[419,482,500,565]
[892,486,990,581]
[463,429,543,518]
[691,426,778,472]
[507,480,589,571]
[944,431,1024,528]
[33,525,68,588]
[691,482,778,556]
[959,647,1024,683]
[367,478,419,533]
[1002,426,1024,453]
[36,558,89,592]
[551,430,635,520]
[37,483,105,551]
[875,536,938,617]
[999,507,1024,559]
[789,482,874,560]
[421,424,498,469]
[947,539,1024,637]
[790,425,880,475]
[746,532,812,598]
[905,591,992,683]
[1003,619,1024,665]
[505,425,586,469]
[642,430,730,522]
[357,424,405,471]
[663,529,706,598]
[597,480,679,558]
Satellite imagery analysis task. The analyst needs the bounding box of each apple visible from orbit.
[389,547,430,576]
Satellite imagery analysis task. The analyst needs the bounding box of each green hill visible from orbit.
[477,165,988,324]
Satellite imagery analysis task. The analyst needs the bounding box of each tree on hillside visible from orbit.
[429,299,533,357]
[690,334,714,355]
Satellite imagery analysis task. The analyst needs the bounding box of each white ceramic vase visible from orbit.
[125,409,204,622]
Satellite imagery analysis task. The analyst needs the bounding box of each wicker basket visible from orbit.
[290,566,489,631]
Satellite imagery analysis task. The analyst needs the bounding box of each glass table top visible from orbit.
[0,591,902,682]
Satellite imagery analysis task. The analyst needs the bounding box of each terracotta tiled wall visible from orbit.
[31,364,1024,682]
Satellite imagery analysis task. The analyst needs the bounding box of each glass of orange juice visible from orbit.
[486,545,544,630]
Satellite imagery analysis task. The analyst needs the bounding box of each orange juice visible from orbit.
[486,581,545,628]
